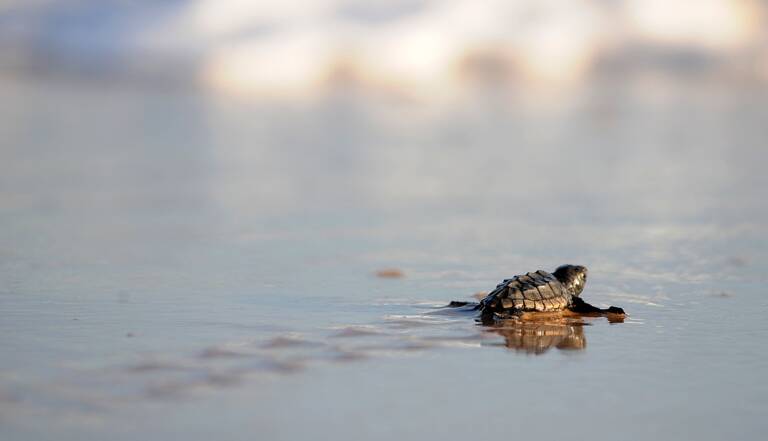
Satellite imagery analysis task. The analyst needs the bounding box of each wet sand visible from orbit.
[1,75,767,440]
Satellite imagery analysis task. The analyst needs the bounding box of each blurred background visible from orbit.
[3,0,767,98]
[1,0,767,219]
[2,2,768,440]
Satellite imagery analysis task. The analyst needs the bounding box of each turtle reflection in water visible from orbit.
[483,318,587,354]
[450,264,625,320]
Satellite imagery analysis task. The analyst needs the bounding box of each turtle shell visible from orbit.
[479,270,572,314]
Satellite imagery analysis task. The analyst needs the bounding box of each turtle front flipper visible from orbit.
[567,297,625,316]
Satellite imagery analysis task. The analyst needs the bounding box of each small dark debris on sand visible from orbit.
[375,268,405,278]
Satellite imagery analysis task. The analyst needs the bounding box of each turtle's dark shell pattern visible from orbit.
[479,270,573,314]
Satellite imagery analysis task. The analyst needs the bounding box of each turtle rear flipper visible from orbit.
[447,300,472,307]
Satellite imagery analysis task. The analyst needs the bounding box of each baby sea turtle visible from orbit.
[451,264,625,319]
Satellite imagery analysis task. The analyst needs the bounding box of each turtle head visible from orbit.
[553,264,588,297]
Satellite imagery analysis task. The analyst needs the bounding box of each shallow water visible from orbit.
[1,76,767,440]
